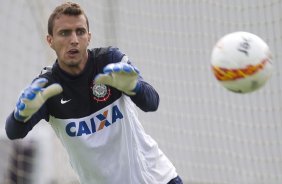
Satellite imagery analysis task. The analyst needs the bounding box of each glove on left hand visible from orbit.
[94,62,140,96]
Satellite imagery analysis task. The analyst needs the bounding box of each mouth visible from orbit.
[67,49,79,55]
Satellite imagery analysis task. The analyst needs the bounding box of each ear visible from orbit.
[46,35,54,48]
[88,32,92,44]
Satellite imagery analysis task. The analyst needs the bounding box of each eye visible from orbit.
[76,28,86,36]
[58,30,71,36]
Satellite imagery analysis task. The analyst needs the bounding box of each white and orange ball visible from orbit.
[211,31,273,93]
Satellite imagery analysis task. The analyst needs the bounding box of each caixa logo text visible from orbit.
[65,105,123,137]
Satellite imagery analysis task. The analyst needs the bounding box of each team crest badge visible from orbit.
[91,83,111,102]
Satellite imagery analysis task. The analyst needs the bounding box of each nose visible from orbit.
[70,32,78,45]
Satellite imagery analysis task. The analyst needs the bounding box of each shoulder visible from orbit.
[90,46,124,56]
[89,47,126,64]
[37,65,56,85]
[40,66,52,75]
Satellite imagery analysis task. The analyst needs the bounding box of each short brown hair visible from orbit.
[48,2,89,35]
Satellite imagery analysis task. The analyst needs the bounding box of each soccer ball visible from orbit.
[211,31,273,93]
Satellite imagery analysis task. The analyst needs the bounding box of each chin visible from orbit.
[67,61,80,67]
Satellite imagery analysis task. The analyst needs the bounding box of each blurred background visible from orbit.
[0,0,282,184]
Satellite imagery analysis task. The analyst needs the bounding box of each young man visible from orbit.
[5,2,183,184]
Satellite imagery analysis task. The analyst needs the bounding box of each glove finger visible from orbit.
[22,78,48,100]
[16,101,26,111]
[31,78,48,92]
[113,64,123,72]
[104,63,125,73]
[41,84,63,100]
[103,63,140,75]
[122,64,139,74]
[21,78,48,100]
[122,64,134,73]
[120,63,139,75]
[103,63,115,73]
[22,88,36,100]
[94,74,113,86]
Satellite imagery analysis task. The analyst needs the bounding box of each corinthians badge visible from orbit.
[91,82,111,102]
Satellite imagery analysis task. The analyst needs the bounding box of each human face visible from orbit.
[47,14,91,75]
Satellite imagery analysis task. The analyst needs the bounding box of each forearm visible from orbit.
[6,112,34,139]
[130,80,159,112]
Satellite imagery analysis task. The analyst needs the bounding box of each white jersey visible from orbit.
[50,95,177,184]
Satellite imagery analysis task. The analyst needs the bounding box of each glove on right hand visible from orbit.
[14,78,63,122]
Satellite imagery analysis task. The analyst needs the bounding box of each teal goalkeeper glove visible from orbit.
[14,78,63,122]
[94,62,140,96]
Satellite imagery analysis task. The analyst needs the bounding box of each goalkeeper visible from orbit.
[5,2,183,184]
